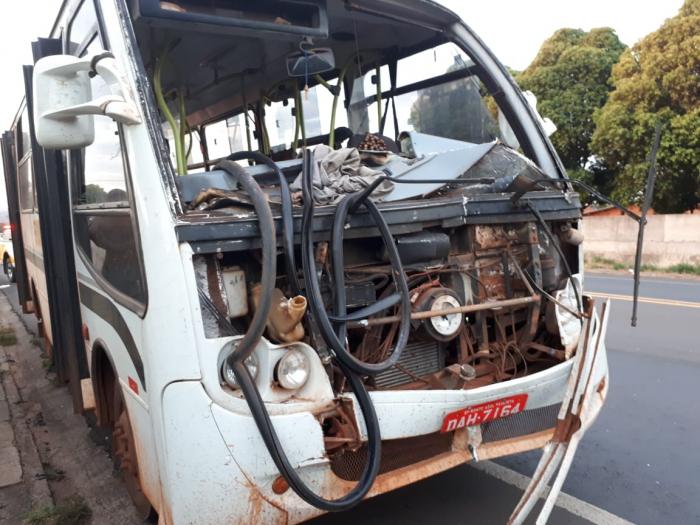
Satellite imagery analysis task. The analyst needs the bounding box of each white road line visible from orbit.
[0,285,9,289]
[470,460,635,525]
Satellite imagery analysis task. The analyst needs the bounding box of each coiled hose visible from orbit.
[204,157,382,511]
[301,184,412,375]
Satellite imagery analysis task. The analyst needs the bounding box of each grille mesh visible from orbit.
[374,340,443,389]
[330,404,561,481]
[331,432,453,482]
[481,403,561,443]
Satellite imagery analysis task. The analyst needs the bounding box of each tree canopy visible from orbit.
[591,0,700,212]
[517,28,626,173]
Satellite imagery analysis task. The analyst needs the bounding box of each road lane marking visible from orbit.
[586,291,700,309]
[470,460,634,525]
[0,285,9,289]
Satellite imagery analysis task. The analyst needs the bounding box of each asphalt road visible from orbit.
[2,271,698,524]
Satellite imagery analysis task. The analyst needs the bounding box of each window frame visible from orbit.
[16,105,36,214]
[65,0,148,316]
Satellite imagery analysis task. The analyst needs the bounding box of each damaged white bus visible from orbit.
[3,0,614,523]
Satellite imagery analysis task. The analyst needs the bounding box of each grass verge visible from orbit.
[0,326,17,346]
[586,255,700,276]
[24,495,92,525]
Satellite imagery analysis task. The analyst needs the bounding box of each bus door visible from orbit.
[23,38,87,413]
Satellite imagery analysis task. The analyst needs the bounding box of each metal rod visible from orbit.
[632,122,663,327]
[349,295,539,328]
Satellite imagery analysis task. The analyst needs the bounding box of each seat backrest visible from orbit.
[176,158,303,204]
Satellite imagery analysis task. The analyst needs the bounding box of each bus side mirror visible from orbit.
[33,52,141,149]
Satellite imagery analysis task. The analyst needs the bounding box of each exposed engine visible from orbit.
[195,217,582,393]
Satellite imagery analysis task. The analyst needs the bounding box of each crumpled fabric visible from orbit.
[290,145,394,204]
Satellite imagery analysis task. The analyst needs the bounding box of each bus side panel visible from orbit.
[1,131,31,307]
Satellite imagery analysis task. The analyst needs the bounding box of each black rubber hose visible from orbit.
[212,157,382,511]
[330,192,411,372]
[217,160,277,365]
[300,157,411,376]
[225,151,300,296]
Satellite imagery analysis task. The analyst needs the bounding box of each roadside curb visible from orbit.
[0,291,54,510]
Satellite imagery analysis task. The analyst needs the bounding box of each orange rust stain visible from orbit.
[477,429,554,460]
[316,428,558,504]
[597,377,606,394]
[129,418,160,516]
[241,479,289,524]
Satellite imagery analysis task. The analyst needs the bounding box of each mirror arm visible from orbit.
[40,55,141,126]
[94,57,141,124]
[42,95,141,125]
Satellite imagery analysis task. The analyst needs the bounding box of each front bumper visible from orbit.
[161,296,609,525]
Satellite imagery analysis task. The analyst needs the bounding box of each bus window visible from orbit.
[66,0,98,55]
[201,112,251,168]
[71,38,146,308]
[18,161,34,212]
[18,107,31,161]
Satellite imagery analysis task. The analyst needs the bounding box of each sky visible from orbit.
[0,0,686,219]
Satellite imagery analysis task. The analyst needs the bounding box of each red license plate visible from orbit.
[440,393,528,433]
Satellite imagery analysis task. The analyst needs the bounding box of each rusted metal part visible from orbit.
[471,429,555,461]
[204,256,228,316]
[348,294,539,328]
[321,425,561,505]
[319,399,363,453]
[473,224,519,250]
[271,475,290,495]
[113,399,152,519]
[477,258,507,299]
[314,241,328,265]
[525,342,565,362]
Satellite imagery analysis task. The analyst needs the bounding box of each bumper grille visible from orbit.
[330,404,561,481]
[331,432,453,482]
[481,403,561,443]
[374,341,444,389]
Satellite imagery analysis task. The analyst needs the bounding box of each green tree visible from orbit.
[591,0,700,212]
[83,184,107,204]
[517,28,626,172]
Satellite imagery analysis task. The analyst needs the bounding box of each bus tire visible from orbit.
[111,379,154,521]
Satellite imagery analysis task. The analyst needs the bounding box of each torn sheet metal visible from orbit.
[382,140,496,201]
[508,298,610,525]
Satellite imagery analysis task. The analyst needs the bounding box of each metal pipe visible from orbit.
[349,295,540,328]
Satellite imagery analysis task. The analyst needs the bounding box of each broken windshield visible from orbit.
[348,43,502,145]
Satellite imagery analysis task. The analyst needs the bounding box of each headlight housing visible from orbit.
[275,349,310,390]
[221,353,259,388]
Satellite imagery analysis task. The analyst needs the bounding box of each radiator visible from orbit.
[374,340,444,389]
